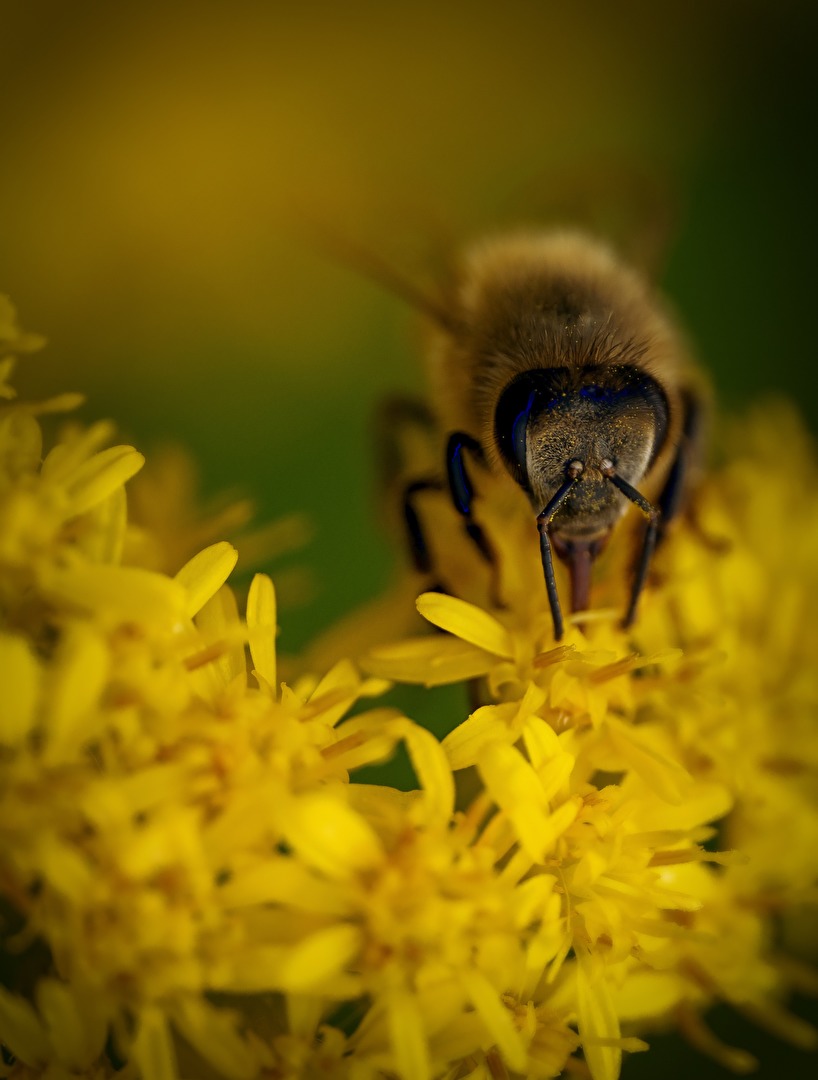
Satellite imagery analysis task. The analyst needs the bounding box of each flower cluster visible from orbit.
[361,400,818,1074]
[1,297,816,1080]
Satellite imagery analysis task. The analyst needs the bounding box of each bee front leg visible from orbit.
[620,391,703,627]
[624,510,661,627]
[445,432,503,602]
[657,389,704,531]
[402,478,444,576]
[445,432,492,559]
[600,461,661,628]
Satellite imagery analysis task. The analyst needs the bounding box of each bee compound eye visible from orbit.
[494,368,571,490]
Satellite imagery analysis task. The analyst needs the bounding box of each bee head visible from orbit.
[494,364,669,530]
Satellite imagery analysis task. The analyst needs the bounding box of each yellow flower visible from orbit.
[0,314,403,1078]
[358,398,818,1074]
[2,298,817,1080]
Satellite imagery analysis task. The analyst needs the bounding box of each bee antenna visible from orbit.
[299,219,462,334]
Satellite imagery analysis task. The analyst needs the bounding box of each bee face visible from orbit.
[494,363,670,539]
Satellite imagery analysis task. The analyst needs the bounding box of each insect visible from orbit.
[389,228,705,640]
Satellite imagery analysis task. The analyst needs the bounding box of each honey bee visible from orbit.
[387,228,705,640]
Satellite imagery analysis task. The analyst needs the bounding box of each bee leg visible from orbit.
[657,389,704,532]
[536,465,583,641]
[374,395,448,586]
[624,513,661,627]
[402,478,444,576]
[445,432,503,603]
[600,462,661,628]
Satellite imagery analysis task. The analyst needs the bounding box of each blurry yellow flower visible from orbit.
[1,298,817,1080]
[125,443,312,591]
[358,395,818,1075]
[0,309,400,1078]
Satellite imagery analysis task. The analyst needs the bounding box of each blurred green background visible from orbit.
[1,2,817,1072]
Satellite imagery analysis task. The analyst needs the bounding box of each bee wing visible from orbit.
[291,190,465,331]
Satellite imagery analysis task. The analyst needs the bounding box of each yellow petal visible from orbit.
[0,633,40,747]
[611,969,686,1023]
[44,626,108,762]
[478,743,548,855]
[116,809,204,882]
[287,995,324,1040]
[535,752,576,805]
[442,704,515,770]
[65,444,145,516]
[247,572,277,690]
[416,593,515,658]
[521,713,561,769]
[0,987,48,1066]
[171,996,257,1080]
[386,983,431,1080]
[606,716,690,805]
[79,486,127,564]
[307,658,363,726]
[462,969,527,1074]
[283,792,384,879]
[36,979,107,1071]
[329,709,402,771]
[207,945,288,992]
[27,390,85,414]
[365,635,496,686]
[516,679,548,716]
[33,834,93,901]
[575,953,622,1080]
[346,783,422,836]
[131,1006,178,1080]
[392,718,455,825]
[627,780,733,835]
[514,873,559,927]
[478,744,577,862]
[195,584,245,686]
[79,763,193,830]
[548,667,588,714]
[540,797,583,856]
[41,420,114,482]
[219,859,351,916]
[175,541,239,618]
[275,924,363,992]
[310,656,359,699]
[48,564,187,624]
[211,944,363,999]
